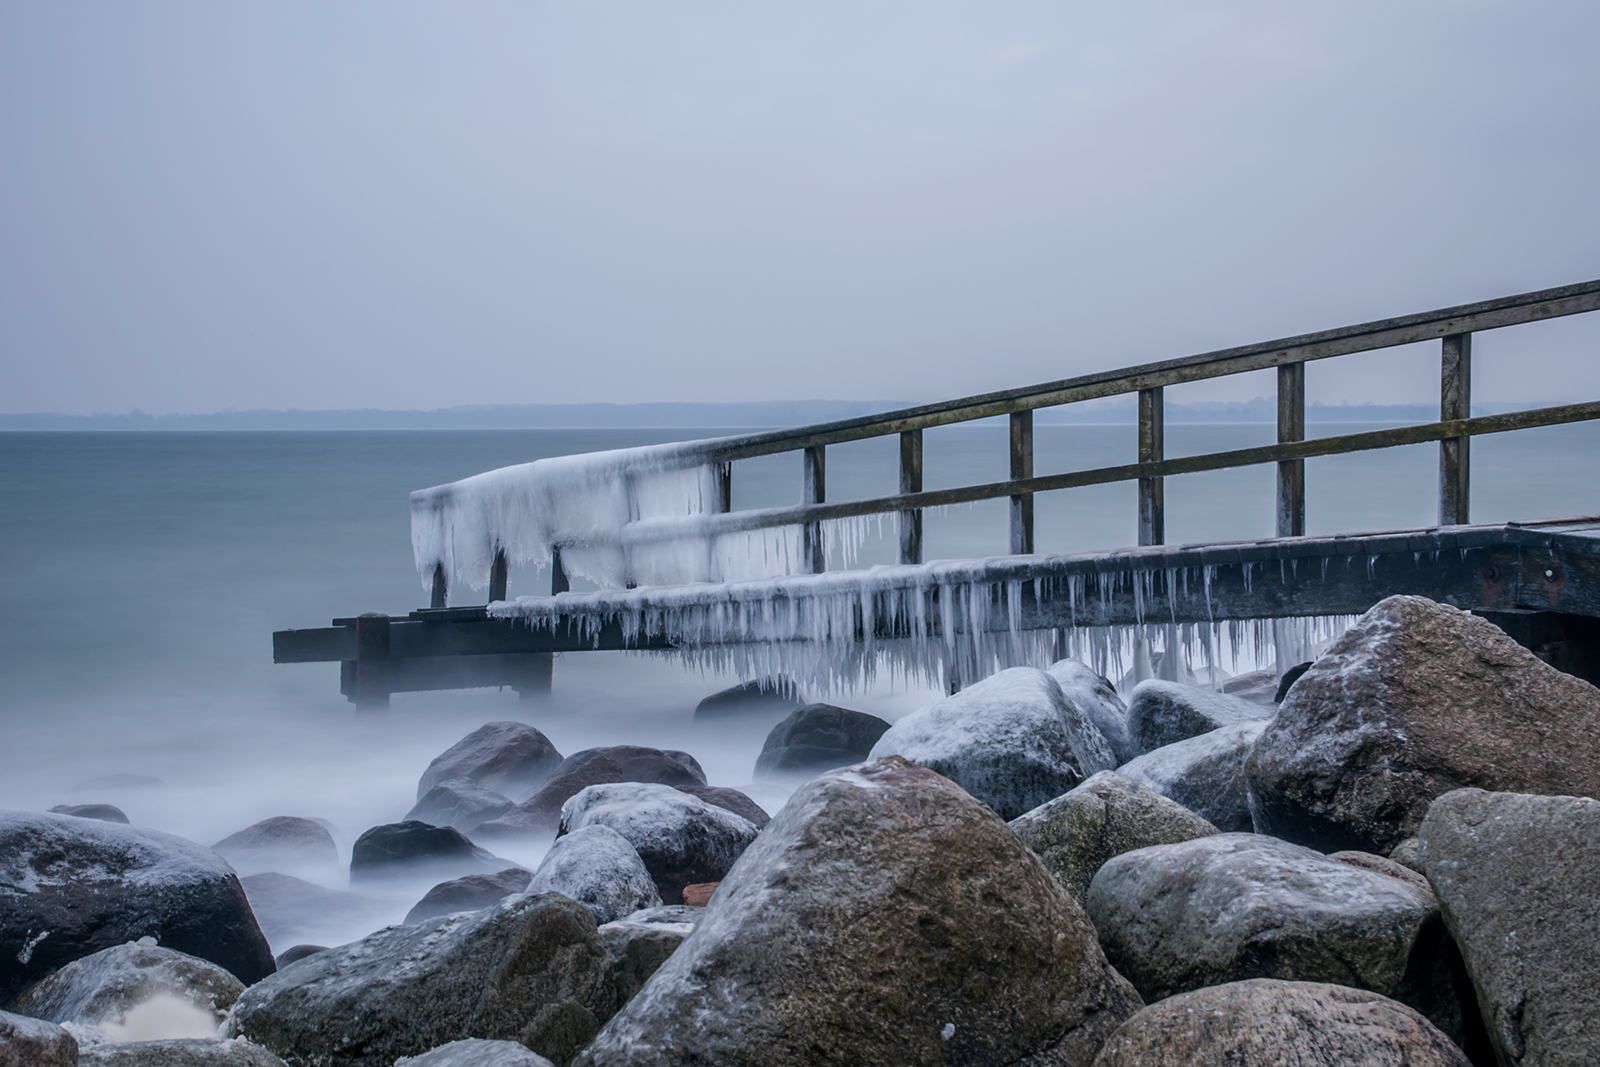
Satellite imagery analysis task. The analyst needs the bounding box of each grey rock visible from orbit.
[348,822,504,884]
[404,869,533,925]
[536,748,706,797]
[13,938,242,1034]
[225,894,613,1067]
[572,756,1142,1067]
[1009,771,1219,900]
[597,911,695,1008]
[670,786,768,829]
[1219,668,1280,705]
[616,905,701,925]
[210,819,338,877]
[474,759,628,841]
[0,1008,77,1067]
[526,825,660,925]
[558,784,758,906]
[1117,721,1266,832]
[237,875,371,951]
[1090,979,1470,1067]
[417,723,563,802]
[1389,836,1425,873]
[0,811,275,1005]
[752,703,890,778]
[1125,679,1272,754]
[405,779,515,833]
[1246,595,1600,854]
[79,1038,288,1067]
[269,947,323,970]
[394,1040,553,1067]
[1419,788,1600,1067]
[869,667,1117,820]
[49,805,129,824]
[692,679,802,720]
[1047,659,1137,765]
[1330,850,1435,896]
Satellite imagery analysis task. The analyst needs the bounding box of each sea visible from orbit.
[2,421,1596,947]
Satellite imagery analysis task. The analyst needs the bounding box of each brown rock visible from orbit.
[680,882,718,908]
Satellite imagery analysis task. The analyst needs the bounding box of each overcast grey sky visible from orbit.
[2,2,1597,416]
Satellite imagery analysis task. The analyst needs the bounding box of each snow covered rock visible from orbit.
[210,819,338,878]
[237,875,370,951]
[225,894,613,1067]
[753,703,891,778]
[525,825,660,925]
[1246,595,1600,854]
[405,779,516,832]
[48,804,128,824]
[0,810,275,1005]
[1008,771,1218,900]
[692,679,802,720]
[77,1037,288,1066]
[671,786,768,829]
[1091,979,1470,1067]
[394,1039,553,1067]
[403,869,533,925]
[1117,721,1267,832]
[1124,679,1272,755]
[1418,788,1600,1067]
[1047,659,1137,765]
[347,821,506,884]
[0,1008,77,1067]
[597,909,697,1007]
[571,756,1141,1067]
[559,784,758,906]
[416,722,563,802]
[12,938,242,1039]
[868,667,1117,820]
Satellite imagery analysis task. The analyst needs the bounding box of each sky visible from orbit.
[2,1,1598,416]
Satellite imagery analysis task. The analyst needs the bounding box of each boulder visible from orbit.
[473,758,628,840]
[1124,679,1272,754]
[671,786,769,829]
[0,811,275,1005]
[404,869,533,925]
[225,894,613,1067]
[1419,788,1600,1067]
[868,667,1117,820]
[237,875,371,951]
[1245,595,1600,854]
[573,757,1141,1066]
[0,1008,77,1067]
[539,748,706,795]
[1008,771,1219,900]
[48,805,129,824]
[394,1040,554,1067]
[692,679,802,720]
[416,722,563,802]
[1219,668,1279,705]
[270,947,323,970]
[559,784,759,906]
[1047,659,1137,765]
[405,779,515,832]
[752,703,890,777]
[348,822,504,884]
[77,1037,288,1066]
[525,825,660,925]
[597,910,697,1007]
[13,938,242,1038]
[210,819,339,877]
[1389,836,1426,873]
[1090,979,1470,1067]
[1116,721,1267,832]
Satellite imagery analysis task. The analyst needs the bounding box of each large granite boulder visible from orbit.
[868,667,1117,820]
[472,759,628,840]
[572,756,1142,1067]
[0,1009,77,1067]
[348,822,505,884]
[404,869,533,925]
[693,679,802,720]
[237,875,371,952]
[13,938,242,1038]
[210,818,339,878]
[558,784,758,906]
[394,1040,553,1067]
[1124,679,1272,754]
[1009,771,1218,900]
[77,1037,288,1066]
[1090,979,1470,1067]
[525,825,661,925]
[1419,788,1600,1067]
[1047,659,1137,765]
[752,703,891,777]
[0,811,275,1004]
[671,786,769,829]
[596,908,698,1007]
[225,894,613,1067]
[405,779,516,832]
[48,805,129,824]
[417,722,563,802]
[1117,721,1267,832]
[1246,595,1600,854]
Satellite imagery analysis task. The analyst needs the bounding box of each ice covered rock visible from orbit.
[237,875,371,951]
[597,909,697,1007]
[394,1039,553,1067]
[472,759,628,840]
[1246,595,1600,854]
[348,821,506,884]
[0,1008,77,1067]
[671,786,768,829]
[405,778,516,832]
[752,703,890,778]
[48,804,129,824]
[0,810,275,1005]
[403,869,533,925]
[1091,979,1470,1067]
[210,819,338,878]
[225,894,613,1067]
[572,756,1141,1067]
[525,825,661,924]
[1008,771,1218,900]
[77,1037,289,1066]
[1117,721,1267,832]
[1124,679,1272,754]
[559,784,758,906]
[1418,788,1600,1067]
[12,938,242,1039]
[692,678,802,720]
[868,667,1117,820]
[417,722,563,802]
[537,747,706,795]
[1047,659,1137,765]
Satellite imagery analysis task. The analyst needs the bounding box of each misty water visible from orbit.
[3,421,1597,951]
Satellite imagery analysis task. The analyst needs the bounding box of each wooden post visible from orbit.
[353,613,390,710]
[489,548,508,603]
[1276,362,1306,537]
[1009,410,1034,555]
[430,562,448,609]
[802,445,826,574]
[1138,386,1165,546]
[711,461,731,514]
[899,429,923,565]
[1440,333,1472,525]
[550,545,570,595]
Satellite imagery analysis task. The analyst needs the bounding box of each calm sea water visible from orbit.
[2,423,1595,945]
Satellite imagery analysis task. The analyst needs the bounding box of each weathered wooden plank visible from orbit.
[274,626,357,663]
[1277,362,1306,537]
[802,445,825,574]
[354,614,390,709]
[898,429,923,565]
[1009,410,1034,555]
[1440,333,1472,525]
[1137,387,1164,546]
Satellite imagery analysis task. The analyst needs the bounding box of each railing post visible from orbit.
[489,548,508,603]
[1009,410,1034,555]
[550,545,570,594]
[898,429,923,565]
[711,461,732,514]
[1276,362,1306,537]
[1137,387,1165,546]
[1440,333,1472,525]
[802,445,826,573]
[430,562,448,609]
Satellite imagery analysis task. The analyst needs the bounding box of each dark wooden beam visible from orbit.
[1137,387,1164,546]
[802,445,826,574]
[898,429,923,565]
[1009,410,1034,555]
[1277,362,1306,537]
[1440,333,1472,525]
[430,562,448,610]
[489,548,508,603]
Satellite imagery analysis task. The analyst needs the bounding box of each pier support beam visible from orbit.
[802,445,826,574]
[1010,410,1034,555]
[430,562,448,609]
[1138,387,1165,546]
[352,613,390,710]
[899,430,923,565]
[489,548,508,603]
[1440,333,1472,525]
